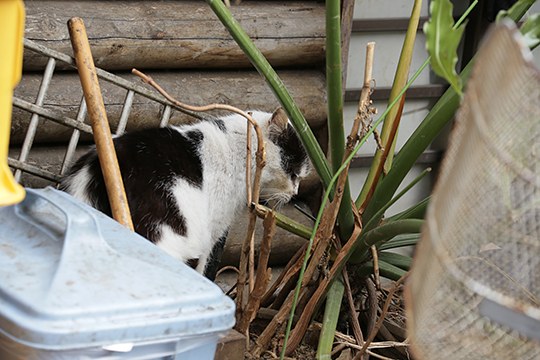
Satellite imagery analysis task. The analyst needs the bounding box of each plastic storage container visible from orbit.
[0,187,235,359]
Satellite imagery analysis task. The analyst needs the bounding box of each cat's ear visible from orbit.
[269,107,289,132]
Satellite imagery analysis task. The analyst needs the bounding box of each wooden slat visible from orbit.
[23,0,325,71]
[349,150,443,168]
[345,84,447,102]
[12,70,327,144]
[352,18,428,33]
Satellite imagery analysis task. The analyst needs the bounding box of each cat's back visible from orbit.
[60,123,213,211]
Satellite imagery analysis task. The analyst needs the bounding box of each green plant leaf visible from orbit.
[424,0,466,96]
[356,260,407,281]
[351,219,424,262]
[387,196,430,222]
[363,168,431,233]
[316,278,344,360]
[496,0,537,23]
[379,251,413,271]
[521,13,540,49]
[379,233,421,251]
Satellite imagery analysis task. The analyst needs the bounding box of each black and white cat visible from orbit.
[60,108,311,276]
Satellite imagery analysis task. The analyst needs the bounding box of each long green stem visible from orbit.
[254,204,312,239]
[206,0,332,187]
[315,5,353,357]
[326,0,355,239]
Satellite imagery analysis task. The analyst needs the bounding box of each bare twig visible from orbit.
[251,289,302,357]
[246,116,256,294]
[331,343,349,357]
[353,273,409,360]
[245,119,253,205]
[238,211,276,333]
[359,95,406,212]
[336,340,409,351]
[261,243,307,308]
[309,322,408,352]
[371,245,381,289]
[353,42,376,141]
[216,265,240,277]
[343,266,365,360]
[364,277,378,339]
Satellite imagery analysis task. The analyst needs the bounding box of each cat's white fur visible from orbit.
[65,110,311,274]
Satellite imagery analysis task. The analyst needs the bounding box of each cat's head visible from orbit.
[258,108,313,207]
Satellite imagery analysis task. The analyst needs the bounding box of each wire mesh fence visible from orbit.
[406,22,540,360]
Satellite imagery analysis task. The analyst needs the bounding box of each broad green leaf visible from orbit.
[521,13,540,49]
[424,0,466,96]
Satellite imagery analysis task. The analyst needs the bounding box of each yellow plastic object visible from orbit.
[0,0,26,206]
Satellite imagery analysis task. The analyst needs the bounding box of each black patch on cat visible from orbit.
[271,125,309,178]
[61,127,205,243]
[204,230,228,280]
[187,258,199,269]
[212,119,227,133]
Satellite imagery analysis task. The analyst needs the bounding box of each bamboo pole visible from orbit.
[67,17,134,230]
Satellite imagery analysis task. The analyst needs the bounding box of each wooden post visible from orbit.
[67,17,134,230]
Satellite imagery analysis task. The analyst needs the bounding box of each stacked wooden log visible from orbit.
[14,1,327,141]
[13,0,326,265]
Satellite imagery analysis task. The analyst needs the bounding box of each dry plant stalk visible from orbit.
[246,119,256,293]
[351,42,376,141]
[284,42,376,355]
[364,277,378,341]
[371,245,381,289]
[285,209,363,354]
[252,149,354,356]
[358,87,406,213]
[343,266,365,359]
[260,242,307,308]
[131,68,266,324]
[252,290,297,357]
[353,273,409,360]
[237,210,276,333]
